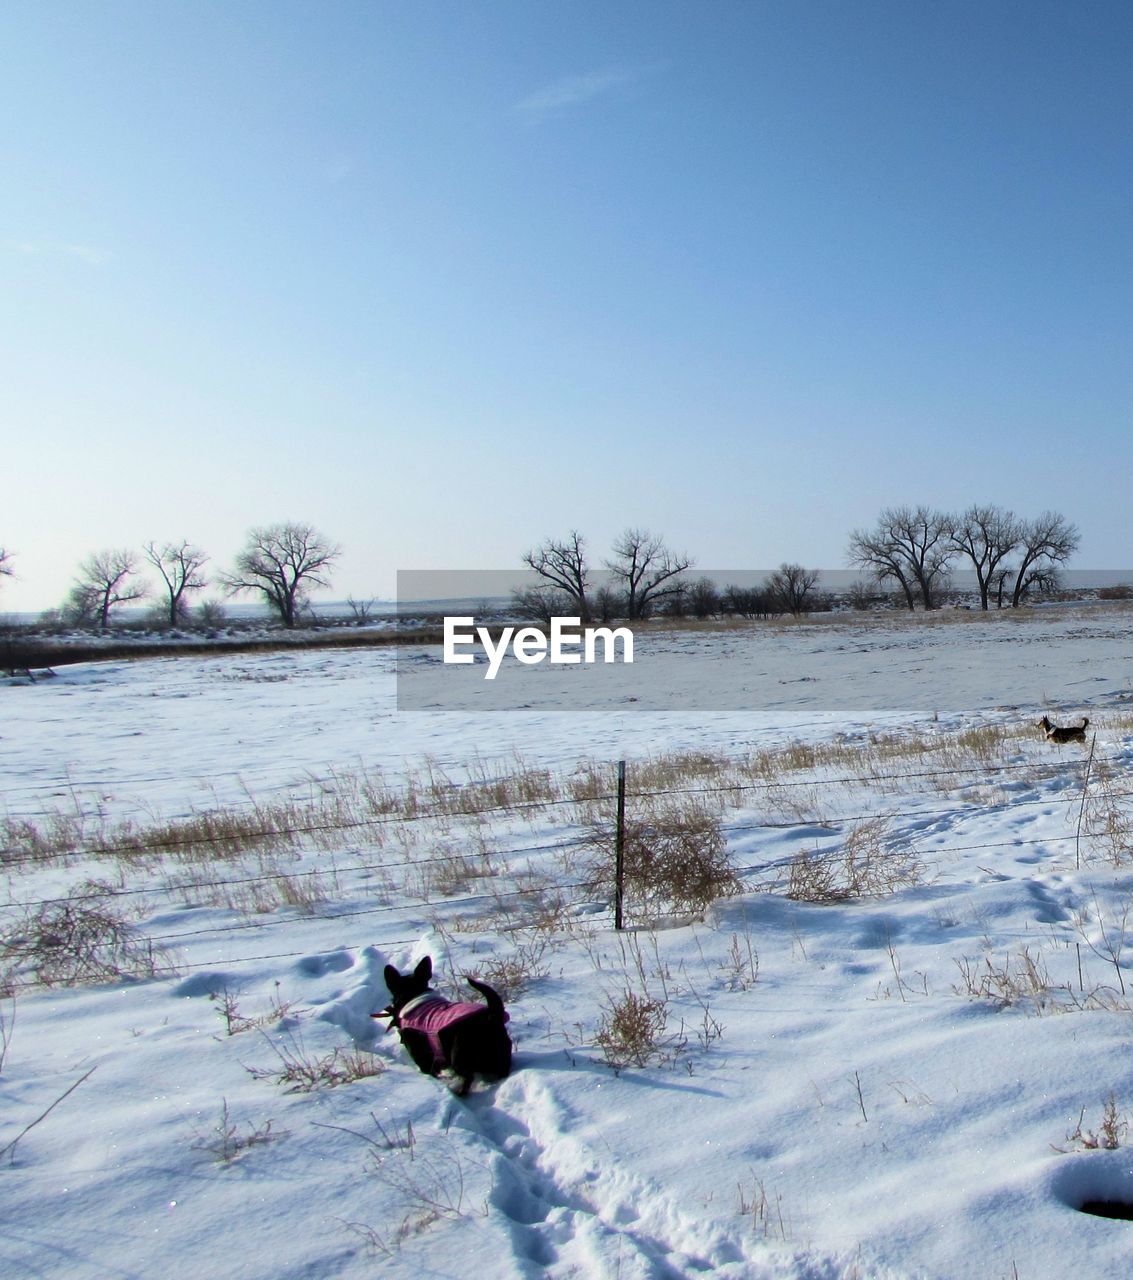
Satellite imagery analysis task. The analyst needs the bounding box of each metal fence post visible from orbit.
[615,759,626,930]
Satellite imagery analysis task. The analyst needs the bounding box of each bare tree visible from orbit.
[0,548,13,583]
[522,532,591,621]
[346,596,376,624]
[687,577,721,619]
[722,584,772,618]
[605,529,693,620]
[846,579,878,611]
[143,540,208,627]
[766,563,820,616]
[947,506,1022,610]
[1009,511,1079,607]
[591,584,625,623]
[69,550,147,629]
[221,523,341,627]
[848,506,955,610]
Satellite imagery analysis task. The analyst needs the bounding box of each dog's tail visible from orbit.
[1082,718,1091,730]
[466,975,509,1023]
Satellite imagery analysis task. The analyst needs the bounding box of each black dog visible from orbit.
[375,957,512,1095]
[1039,714,1090,744]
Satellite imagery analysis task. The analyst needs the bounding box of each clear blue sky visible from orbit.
[4,1,1133,612]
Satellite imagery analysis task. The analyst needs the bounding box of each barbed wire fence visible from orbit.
[0,735,1126,994]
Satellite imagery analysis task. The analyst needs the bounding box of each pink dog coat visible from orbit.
[396,994,509,1072]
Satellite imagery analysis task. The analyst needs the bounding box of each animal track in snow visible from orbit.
[456,1072,805,1280]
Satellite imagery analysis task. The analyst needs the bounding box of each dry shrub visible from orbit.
[594,988,676,1070]
[0,879,170,992]
[786,817,922,903]
[586,799,741,920]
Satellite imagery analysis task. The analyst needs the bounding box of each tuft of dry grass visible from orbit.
[245,1028,384,1091]
[718,930,760,991]
[785,817,922,903]
[1081,760,1133,866]
[212,982,295,1036]
[585,798,742,921]
[951,947,1126,1015]
[477,933,552,1000]
[0,879,171,992]
[1056,1093,1128,1152]
[191,1098,283,1163]
[594,987,676,1070]
[737,1170,789,1240]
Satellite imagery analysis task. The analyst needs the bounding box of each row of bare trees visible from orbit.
[522,505,1080,622]
[519,529,693,622]
[2,523,341,630]
[519,530,824,621]
[848,505,1080,611]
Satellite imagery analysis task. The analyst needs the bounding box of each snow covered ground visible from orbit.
[5,609,1133,1279]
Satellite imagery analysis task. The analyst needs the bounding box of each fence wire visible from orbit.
[1,736,1128,994]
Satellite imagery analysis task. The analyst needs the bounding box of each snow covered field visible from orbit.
[5,609,1133,1279]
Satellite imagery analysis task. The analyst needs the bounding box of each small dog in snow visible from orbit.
[1039,715,1090,744]
[375,956,512,1095]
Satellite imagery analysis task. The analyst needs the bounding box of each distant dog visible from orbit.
[375,957,512,1095]
[1039,715,1090,744]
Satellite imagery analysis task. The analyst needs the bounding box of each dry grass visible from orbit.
[952,947,1127,1015]
[191,1098,283,1163]
[408,841,495,901]
[0,711,1085,898]
[785,817,923,903]
[3,710,1120,983]
[718,930,760,991]
[1,756,570,873]
[953,947,1060,1012]
[1081,760,1133,866]
[737,1171,789,1240]
[212,982,295,1036]
[585,798,742,921]
[477,933,553,1000]
[0,879,171,993]
[0,994,13,1074]
[245,1028,384,1091]
[330,1116,480,1257]
[1056,1093,1129,1152]
[594,987,676,1070]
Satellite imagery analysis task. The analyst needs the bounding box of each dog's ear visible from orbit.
[414,956,433,984]
[384,964,401,990]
